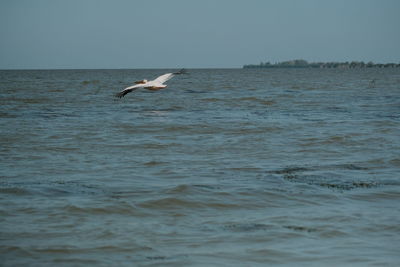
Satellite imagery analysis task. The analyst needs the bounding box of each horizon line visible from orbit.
[0,67,243,71]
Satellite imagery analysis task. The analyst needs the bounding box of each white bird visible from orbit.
[115,69,186,98]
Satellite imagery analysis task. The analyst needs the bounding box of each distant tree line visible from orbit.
[243,59,400,69]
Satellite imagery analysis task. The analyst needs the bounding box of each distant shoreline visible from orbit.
[243,59,400,69]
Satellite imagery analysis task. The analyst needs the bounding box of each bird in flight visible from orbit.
[115,69,187,98]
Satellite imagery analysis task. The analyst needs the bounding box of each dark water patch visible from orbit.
[81,80,99,85]
[270,164,379,191]
[146,255,167,260]
[143,161,166,166]
[223,223,274,232]
[389,158,400,167]
[201,97,222,102]
[283,225,318,233]
[51,258,100,265]
[1,97,51,104]
[185,89,206,94]
[225,167,263,172]
[23,98,52,104]
[0,246,35,258]
[142,253,190,266]
[0,112,18,118]
[0,187,32,196]
[326,106,349,112]
[270,163,372,174]
[163,125,192,132]
[108,142,183,150]
[235,97,276,106]
[141,143,182,149]
[319,181,378,190]
[48,88,65,92]
[41,145,81,152]
[337,164,370,171]
[281,173,378,191]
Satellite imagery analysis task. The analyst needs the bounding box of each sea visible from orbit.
[1,68,399,266]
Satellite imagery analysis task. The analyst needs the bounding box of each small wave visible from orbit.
[138,197,202,209]
[164,184,194,194]
[143,161,166,166]
[138,196,239,210]
[162,184,220,195]
[164,105,184,111]
[63,202,137,215]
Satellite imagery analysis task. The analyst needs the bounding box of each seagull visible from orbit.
[115,69,187,98]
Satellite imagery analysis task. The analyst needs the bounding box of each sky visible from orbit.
[0,0,399,69]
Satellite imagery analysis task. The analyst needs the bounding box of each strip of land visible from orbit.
[243,59,400,69]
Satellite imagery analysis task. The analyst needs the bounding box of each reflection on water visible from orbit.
[1,68,400,266]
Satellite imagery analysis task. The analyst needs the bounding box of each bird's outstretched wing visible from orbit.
[153,69,187,84]
[115,84,143,98]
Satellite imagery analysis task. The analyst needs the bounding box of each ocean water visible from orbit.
[1,68,399,266]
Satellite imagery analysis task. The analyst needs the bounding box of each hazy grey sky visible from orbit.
[1,0,399,69]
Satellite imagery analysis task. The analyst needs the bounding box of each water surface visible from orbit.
[1,68,400,266]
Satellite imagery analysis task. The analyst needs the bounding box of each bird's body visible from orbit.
[116,69,186,98]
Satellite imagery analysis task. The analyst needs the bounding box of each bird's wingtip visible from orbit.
[115,91,125,98]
